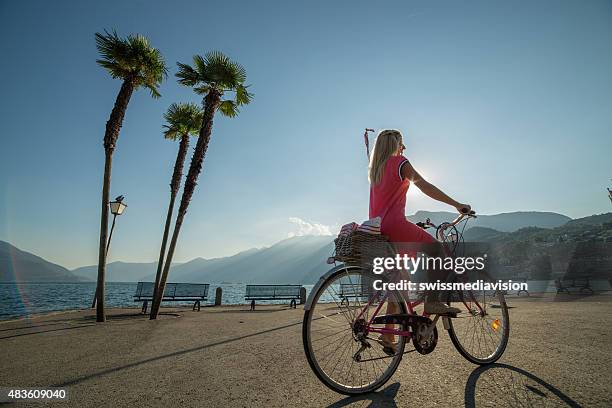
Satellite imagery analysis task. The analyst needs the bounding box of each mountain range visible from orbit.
[0,240,86,282]
[2,211,608,284]
[71,261,167,283]
[406,210,571,232]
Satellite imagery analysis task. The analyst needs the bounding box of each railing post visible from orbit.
[300,287,306,304]
[215,287,222,306]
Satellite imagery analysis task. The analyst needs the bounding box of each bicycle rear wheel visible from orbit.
[446,270,510,364]
[303,266,408,395]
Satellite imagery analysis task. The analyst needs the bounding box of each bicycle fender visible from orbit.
[303,264,362,311]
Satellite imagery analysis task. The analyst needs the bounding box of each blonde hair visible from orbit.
[368,129,403,185]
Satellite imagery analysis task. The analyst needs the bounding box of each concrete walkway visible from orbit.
[1,295,611,407]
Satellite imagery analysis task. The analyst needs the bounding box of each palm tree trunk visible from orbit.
[95,78,135,323]
[150,90,221,319]
[152,134,190,302]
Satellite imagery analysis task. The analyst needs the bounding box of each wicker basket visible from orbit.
[333,231,395,265]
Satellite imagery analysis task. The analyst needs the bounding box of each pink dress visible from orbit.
[369,155,435,249]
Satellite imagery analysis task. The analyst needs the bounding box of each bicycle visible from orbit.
[302,211,510,394]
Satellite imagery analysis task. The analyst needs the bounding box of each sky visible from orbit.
[0,0,611,269]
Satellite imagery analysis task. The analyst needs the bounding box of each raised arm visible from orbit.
[400,159,471,214]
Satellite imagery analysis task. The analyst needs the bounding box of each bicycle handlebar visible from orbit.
[449,211,476,227]
[416,211,476,230]
[459,208,476,216]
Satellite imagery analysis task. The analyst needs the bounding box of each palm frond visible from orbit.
[96,30,130,78]
[194,85,211,95]
[163,102,203,139]
[203,50,247,89]
[95,29,167,97]
[193,55,208,78]
[218,100,239,118]
[176,51,251,117]
[176,61,200,86]
[235,84,253,106]
[163,124,179,140]
[177,51,248,90]
[146,84,162,99]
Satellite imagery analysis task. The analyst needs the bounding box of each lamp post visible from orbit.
[107,196,127,253]
[92,195,127,308]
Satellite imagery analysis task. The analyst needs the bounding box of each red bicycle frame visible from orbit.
[350,211,485,339]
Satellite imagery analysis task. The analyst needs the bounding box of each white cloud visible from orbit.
[288,217,334,238]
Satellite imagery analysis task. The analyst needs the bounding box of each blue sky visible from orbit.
[1,0,611,269]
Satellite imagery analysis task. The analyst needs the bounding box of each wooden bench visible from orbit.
[134,282,209,313]
[515,277,529,296]
[245,285,302,310]
[555,277,594,295]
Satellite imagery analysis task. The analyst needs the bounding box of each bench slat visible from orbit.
[134,282,209,300]
[245,284,302,299]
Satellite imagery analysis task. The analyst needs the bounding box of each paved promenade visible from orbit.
[1,294,611,407]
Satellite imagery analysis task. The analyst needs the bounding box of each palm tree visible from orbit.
[94,30,167,322]
[152,103,203,302]
[150,51,252,319]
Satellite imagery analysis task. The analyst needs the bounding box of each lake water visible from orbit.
[0,282,315,321]
[1,279,610,321]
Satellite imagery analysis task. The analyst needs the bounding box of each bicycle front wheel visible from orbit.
[446,270,510,364]
[303,266,408,395]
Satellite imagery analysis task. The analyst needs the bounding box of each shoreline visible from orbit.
[3,291,612,323]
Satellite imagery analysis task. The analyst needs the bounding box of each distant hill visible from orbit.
[71,261,171,283]
[0,240,85,282]
[563,212,612,228]
[158,236,334,284]
[5,211,608,284]
[69,237,334,285]
[460,213,612,280]
[463,226,508,242]
[458,213,611,244]
[407,211,571,232]
[486,212,612,244]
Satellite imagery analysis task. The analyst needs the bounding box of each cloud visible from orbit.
[288,217,334,238]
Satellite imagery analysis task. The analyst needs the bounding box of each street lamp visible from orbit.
[107,195,127,253]
[109,196,128,216]
[92,195,127,308]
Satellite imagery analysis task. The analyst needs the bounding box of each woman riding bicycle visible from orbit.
[303,139,508,393]
[369,129,471,348]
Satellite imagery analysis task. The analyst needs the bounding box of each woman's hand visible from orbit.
[455,203,472,214]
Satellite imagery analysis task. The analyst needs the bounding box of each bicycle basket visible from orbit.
[333,231,394,266]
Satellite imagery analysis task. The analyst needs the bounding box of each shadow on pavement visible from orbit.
[0,323,96,340]
[82,312,181,320]
[209,308,292,314]
[0,320,78,332]
[464,363,580,407]
[327,382,400,408]
[52,319,303,387]
[0,312,179,340]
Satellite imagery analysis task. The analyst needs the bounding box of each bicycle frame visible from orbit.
[350,212,483,340]
[355,289,420,338]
